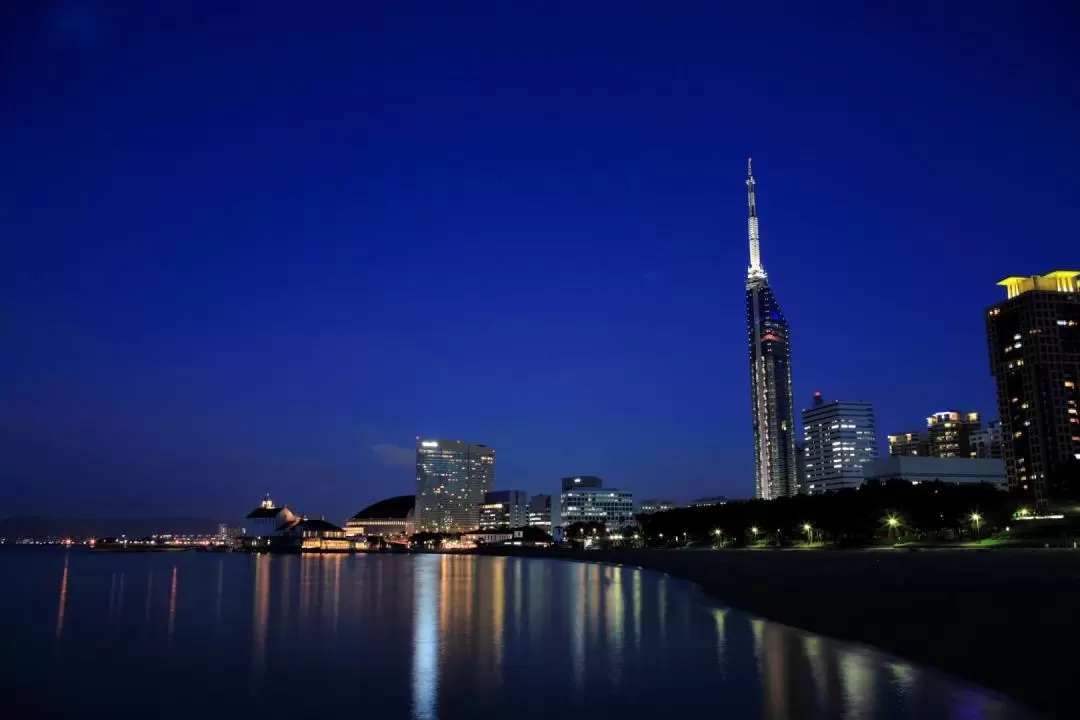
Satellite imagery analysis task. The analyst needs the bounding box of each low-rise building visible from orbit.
[345,495,415,538]
[460,529,515,546]
[861,456,1006,489]
[687,496,728,508]
[640,499,676,515]
[281,518,350,551]
[242,494,297,546]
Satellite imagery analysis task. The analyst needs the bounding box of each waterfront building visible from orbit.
[560,487,635,528]
[640,499,676,515]
[527,494,552,530]
[345,495,415,538]
[862,456,1006,489]
[969,420,1004,459]
[460,529,515,546]
[986,270,1080,500]
[687,496,728,508]
[743,160,798,499]
[561,475,603,491]
[801,392,878,494]
[242,494,297,540]
[280,518,350,551]
[480,490,528,529]
[888,431,928,457]
[926,411,981,458]
[415,438,495,532]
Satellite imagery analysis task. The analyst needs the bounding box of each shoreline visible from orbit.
[477,546,1075,719]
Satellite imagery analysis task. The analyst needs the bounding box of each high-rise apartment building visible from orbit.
[926,411,981,458]
[527,494,552,531]
[414,438,495,532]
[479,490,527,529]
[888,431,928,457]
[744,160,798,499]
[801,392,878,494]
[969,420,1004,459]
[986,270,1080,500]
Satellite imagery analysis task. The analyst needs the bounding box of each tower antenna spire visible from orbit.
[746,157,766,282]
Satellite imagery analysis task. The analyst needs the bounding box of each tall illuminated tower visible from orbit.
[744,160,798,499]
[415,438,495,532]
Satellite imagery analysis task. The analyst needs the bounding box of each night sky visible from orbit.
[3,1,1079,520]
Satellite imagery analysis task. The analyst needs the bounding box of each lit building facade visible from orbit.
[744,160,798,499]
[280,518,350,551]
[415,438,495,532]
[242,494,297,539]
[888,431,927,457]
[986,270,1080,500]
[527,494,552,530]
[560,488,635,529]
[969,420,1004,459]
[345,495,415,538]
[640,499,676,514]
[479,490,528,529]
[801,392,878,494]
[926,411,981,458]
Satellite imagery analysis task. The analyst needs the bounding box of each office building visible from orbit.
[926,411,981,458]
[527,495,552,531]
[801,392,878,494]
[561,475,603,491]
[862,456,1006,489]
[969,420,1004,459]
[480,490,528,529]
[414,438,495,532]
[888,431,928,457]
[640,499,676,515]
[987,270,1080,500]
[744,160,798,499]
[560,487,635,529]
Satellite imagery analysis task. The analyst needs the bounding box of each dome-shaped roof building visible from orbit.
[345,495,415,538]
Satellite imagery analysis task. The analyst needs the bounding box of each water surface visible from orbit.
[0,550,1031,718]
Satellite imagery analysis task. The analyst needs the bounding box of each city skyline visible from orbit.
[4,2,1079,517]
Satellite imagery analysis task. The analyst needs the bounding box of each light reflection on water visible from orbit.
[0,550,1034,719]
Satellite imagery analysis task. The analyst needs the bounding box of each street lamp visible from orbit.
[750,526,759,545]
[802,523,813,545]
[886,515,900,543]
[970,512,982,542]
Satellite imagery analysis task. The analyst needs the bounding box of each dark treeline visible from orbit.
[639,480,1024,546]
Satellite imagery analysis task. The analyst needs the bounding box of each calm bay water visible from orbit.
[0,550,1031,719]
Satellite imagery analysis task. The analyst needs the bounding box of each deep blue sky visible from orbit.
[3,1,1079,520]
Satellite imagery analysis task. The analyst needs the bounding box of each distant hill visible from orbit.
[0,516,222,539]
